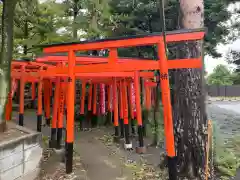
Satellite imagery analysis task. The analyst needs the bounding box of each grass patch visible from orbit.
[98,134,114,146]
[213,121,240,178]
[143,105,165,146]
[42,135,49,147]
[124,158,168,180]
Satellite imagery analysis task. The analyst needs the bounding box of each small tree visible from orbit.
[0,0,18,132]
[207,64,234,85]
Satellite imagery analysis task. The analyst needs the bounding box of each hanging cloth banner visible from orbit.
[130,82,137,118]
[100,83,106,114]
[108,85,113,112]
[11,79,18,97]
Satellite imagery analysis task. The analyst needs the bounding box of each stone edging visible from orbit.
[0,122,41,149]
[208,97,240,102]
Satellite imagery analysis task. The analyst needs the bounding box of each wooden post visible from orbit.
[93,84,97,115]
[87,83,93,128]
[113,78,120,142]
[158,41,176,180]
[49,78,60,148]
[19,75,25,126]
[5,92,12,121]
[79,81,86,129]
[88,83,93,111]
[45,80,51,126]
[57,79,65,149]
[129,82,136,136]
[122,79,132,149]
[37,78,43,132]
[5,78,13,121]
[66,50,76,174]
[145,80,151,110]
[92,83,97,127]
[106,84,113,126]
[119,81,124,138]
[80,81,86,115]
[134,71,146,154]
[31,82,36,109]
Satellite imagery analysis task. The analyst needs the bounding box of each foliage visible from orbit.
[231,72,240,84]
[103,0,233,58]
[144,106,165,146]
[207,64,234,85]
[223,48,240,84]
[62,0,83,38]
[13,0,72,58]
[11,0,239,59]
[226,49,240,71]
[212,121,240,178]
[12,0,235,59]
[80,0,111,39]
[13,0,39,57]
[224,2,240,43]
[62,0,111,40]
[204,0,232,57]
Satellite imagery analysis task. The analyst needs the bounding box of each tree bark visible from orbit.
[23,20,28,55]
[174,0,207,179]
[0,0,18,132]
[72,0,78,39]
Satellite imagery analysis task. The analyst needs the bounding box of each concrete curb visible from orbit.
[0,122,41,149]
[0,122,42,180]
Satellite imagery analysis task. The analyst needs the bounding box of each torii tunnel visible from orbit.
[7,28,205,180]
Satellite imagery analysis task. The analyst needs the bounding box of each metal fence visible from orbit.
[207,85,240,97]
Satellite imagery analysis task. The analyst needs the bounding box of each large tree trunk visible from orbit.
[72,0,78,39]
[174,0,207,179]
[0,0,18,132]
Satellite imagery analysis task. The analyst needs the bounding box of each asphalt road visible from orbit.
[207,101,240,179]
[207,101,240,141]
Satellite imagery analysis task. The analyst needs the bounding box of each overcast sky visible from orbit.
[39,0,240,73]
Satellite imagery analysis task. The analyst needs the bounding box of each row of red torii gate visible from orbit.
[6,28,205,180]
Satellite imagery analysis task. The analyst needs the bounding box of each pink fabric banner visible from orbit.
[108,85,113,112]
[100,83,106,114]
[130,82,137,117]
[11,79,18,97]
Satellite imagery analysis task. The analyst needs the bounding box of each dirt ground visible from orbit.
[11,110,167,180]
[10,101,240,180]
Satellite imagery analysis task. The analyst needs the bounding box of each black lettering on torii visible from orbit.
[160,73,168,80]
[68,77,72,82]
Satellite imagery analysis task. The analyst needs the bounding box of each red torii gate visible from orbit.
[36,55,157,149]
[10,57,157,152]
[10,61,54,130]
[36,28,205,180]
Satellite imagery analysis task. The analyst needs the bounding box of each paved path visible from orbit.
[207,102,240,141]
[11,110,135,180]
[76,131,133,180]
